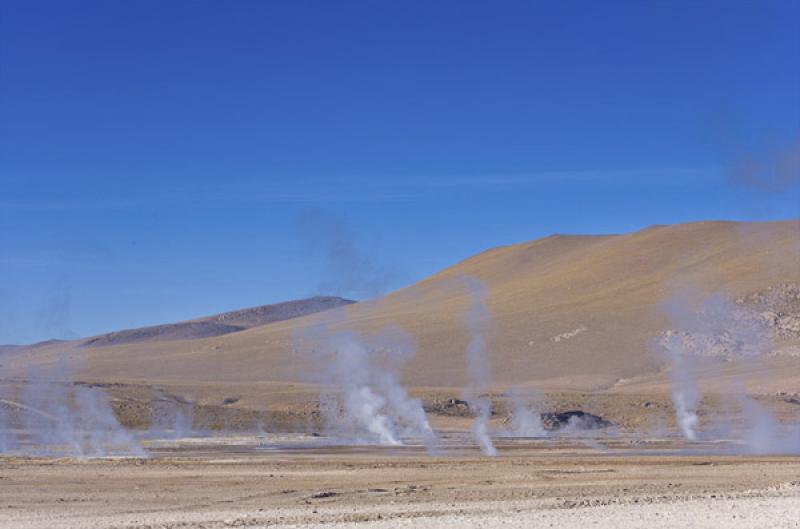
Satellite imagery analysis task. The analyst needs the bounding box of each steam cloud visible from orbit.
[660,332,701,440]
[0,388,18,453]
[659,292,800,454]
[146,395,196,440]
[738,394,800,455]
[296,210,403,300]
[726,137,800,194]
[1,353,145,457]
[34,281,78,341]
[295,314,437,450]
[460,277,498,456]
[504,389,547,438]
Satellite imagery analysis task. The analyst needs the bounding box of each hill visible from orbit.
[79,296,355,347]
[5,221,800,399]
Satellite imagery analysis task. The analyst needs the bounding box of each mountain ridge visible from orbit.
[34,296,355,349]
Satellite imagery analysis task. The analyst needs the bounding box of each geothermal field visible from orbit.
[1,220,800,528]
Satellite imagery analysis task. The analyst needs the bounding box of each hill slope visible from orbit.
[80,296,355,347]
[6,220,800,394]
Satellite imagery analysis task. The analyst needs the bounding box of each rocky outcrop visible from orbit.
[658,284,800,360]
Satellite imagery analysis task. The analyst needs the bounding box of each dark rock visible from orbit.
[310,491,338,499]
[540,410,612,431]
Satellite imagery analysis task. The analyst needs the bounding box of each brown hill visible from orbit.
[6,221,800,399]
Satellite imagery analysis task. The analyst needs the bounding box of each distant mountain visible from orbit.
[81,296,355,347]
[0,339,65,354]
[0,345,19,356]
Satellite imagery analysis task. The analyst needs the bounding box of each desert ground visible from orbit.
[2,436,800,529]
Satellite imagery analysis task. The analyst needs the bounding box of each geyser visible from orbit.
[659,292,800,454]
[460,277,498,456]
[295,315,437,450]
[1,353,145,457]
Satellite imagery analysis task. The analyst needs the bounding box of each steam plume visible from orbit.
[296,210,403,299]
[505,389,547,438]
[727,137,800,194]
[460,277,497,456]
[660,332,700,440]
[147,396,196,439]
[659,290,800,453]
[1,353,145,457]
[0,394,18,452]
[738,394,800,455]
[295,316,437,450]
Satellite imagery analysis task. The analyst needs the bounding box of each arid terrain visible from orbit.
[2,220,798,430]
[1,220,799,528]
[2,437,800,529]
[4,220,799,391]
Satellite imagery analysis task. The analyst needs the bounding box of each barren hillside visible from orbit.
[6,221,799,396]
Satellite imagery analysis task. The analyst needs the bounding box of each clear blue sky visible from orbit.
[1,0,798,344]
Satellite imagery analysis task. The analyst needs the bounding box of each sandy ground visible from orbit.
[1,435,799,529]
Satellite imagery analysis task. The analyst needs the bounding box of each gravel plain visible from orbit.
[1,436,799,529]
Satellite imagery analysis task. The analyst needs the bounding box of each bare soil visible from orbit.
[1,436,799,529]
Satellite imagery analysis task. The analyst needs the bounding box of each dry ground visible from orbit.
[1,437,800,529]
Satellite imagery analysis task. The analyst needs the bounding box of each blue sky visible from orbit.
[1,0,798,344]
